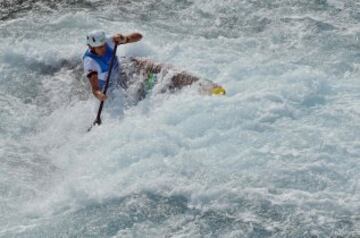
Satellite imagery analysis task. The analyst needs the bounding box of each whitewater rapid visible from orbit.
[1,0,360,237]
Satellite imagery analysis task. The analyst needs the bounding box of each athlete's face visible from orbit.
[92,44,106,56]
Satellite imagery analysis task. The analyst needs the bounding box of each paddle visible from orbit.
[88,44,118,132]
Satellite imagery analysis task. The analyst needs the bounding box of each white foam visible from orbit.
[1,1,360,236]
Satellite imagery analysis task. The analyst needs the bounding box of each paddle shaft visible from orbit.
[93,44,118,126]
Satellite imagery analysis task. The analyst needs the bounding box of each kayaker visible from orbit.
[83,30,142,101]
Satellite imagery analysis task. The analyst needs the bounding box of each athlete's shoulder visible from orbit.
[83,55,100,72]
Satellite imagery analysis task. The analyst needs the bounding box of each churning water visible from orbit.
[1,0,360,237]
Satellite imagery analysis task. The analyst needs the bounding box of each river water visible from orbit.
[1,0,360,237]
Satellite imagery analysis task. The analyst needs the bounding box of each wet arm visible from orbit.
[88,72,107,101]
[113,33,143,45]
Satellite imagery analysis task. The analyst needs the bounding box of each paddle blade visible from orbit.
[87,117,102,132]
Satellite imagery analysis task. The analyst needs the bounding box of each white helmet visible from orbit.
[86,31,106,47]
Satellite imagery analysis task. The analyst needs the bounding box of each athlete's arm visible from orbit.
[88,72,107,101]
[113,33,143,45]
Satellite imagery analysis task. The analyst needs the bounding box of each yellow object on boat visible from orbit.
[211,86,226,96]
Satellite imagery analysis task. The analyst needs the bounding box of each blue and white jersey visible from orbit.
[82,38,121,90]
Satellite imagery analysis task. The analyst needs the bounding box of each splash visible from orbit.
[1,0,360,237]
